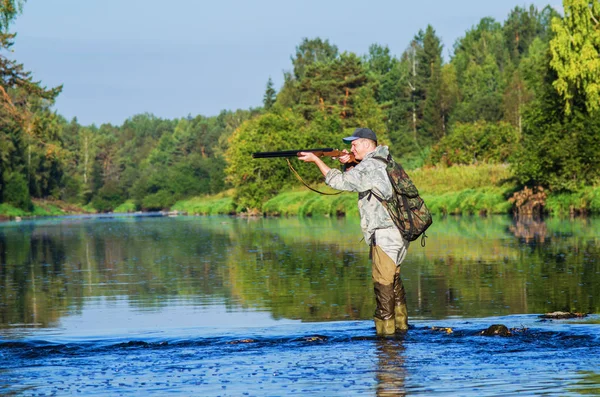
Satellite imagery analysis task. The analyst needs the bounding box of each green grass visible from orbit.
[409,164,515,215]
[545,187,600,216]
[0,200,91,219]
[424,187,512,216]
[0,203,28,217]
[167,164,517,217]
[32,203,63,216]
[258,165,515,217]
[113,200,137,213]
[410,163,514,195]
[3,164,599,219]
[172,192,236,215]
[262,188,359,217]
[262,190,308,216]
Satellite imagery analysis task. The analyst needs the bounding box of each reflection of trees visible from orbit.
[416,216,600,316]
[1,215,599,330]
[375,339,407,396]
[508,216,548,242]
[569,371,600,395]
[0,226,69,328]
[0,218,236,329]
[223,223,374,321]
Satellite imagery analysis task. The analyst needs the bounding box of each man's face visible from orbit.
[351,138,373,160]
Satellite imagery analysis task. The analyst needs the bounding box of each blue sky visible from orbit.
[10,0,559,126]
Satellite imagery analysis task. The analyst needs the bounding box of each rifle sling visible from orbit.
[286,159,342,196]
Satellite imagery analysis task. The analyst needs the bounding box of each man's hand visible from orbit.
[297,151,331,176]
[337,149,353,164]
[297,152,319,163]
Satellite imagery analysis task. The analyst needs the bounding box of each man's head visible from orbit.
[342,128,378,160]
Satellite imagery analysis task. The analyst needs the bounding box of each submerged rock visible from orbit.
[430,326,453,334]
[480,324,511,337]
[300,335,328,342]
[226,339,257,344]
[540,311,587,319]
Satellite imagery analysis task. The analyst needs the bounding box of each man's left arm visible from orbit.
[297,152,331,176]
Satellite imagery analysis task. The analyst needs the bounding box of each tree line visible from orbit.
[1,1,599,214]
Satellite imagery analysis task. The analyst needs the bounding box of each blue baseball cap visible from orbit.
[342,128,378,144]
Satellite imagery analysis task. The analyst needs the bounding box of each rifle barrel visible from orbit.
[252,148,335,159]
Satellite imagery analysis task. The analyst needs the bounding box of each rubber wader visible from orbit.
[394,267,409,332]
[372,245,404,336]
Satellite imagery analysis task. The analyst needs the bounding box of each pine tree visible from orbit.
[263,77,276,110]
[419,25,444,144]
[292,37,338,80]
[0,0,62,203]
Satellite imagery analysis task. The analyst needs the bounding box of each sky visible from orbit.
[9,0,560,126]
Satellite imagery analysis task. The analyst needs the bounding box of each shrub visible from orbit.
[91,183,124,212]
[142,190,176,211]
[2,172,33,211]
[428,121,519,166]
[113,200,138,213]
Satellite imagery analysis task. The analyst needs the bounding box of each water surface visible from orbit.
[0,214,599,395]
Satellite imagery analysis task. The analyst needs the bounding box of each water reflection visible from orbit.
[0,215,599,335]
[569,371,600,395]
[509,215,548,242]
[375,338,406,396]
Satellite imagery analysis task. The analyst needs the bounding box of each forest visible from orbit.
[1,0,599,217]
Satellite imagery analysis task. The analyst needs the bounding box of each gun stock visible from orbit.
[252,148,346,159]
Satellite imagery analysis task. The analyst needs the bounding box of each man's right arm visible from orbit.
[326,158,391,198]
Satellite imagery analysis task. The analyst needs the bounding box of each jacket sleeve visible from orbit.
[325,159,392,199]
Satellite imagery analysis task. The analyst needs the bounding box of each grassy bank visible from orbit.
[544,187,600,216]
[171,164,599,217]
[171,190,236,215]
[4,165,600,219]
[0,199,93,220]
[171,164,517,217]
[412,164,515,215]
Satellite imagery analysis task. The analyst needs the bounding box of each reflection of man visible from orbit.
[375,339,407,396]
[298,128,410,336]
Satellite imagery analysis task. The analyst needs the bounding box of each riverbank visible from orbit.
[2,164,600,219]
[172,164,517,217]
[0,199,94,221]
[174,164,520,217]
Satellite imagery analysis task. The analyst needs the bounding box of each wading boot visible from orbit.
[393,269,409,332]
[373,281,396,337]
[394,304,409,332]
[374,317,396,337]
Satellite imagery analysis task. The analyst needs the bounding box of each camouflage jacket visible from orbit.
[325,145,396,245]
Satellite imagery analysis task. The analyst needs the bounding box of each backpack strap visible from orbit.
[372,154,391,165]
[371,154,425,245]
[368,155,391,202]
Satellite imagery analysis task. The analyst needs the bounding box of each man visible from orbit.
[298,127,409,336]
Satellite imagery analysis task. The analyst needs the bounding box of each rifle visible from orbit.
[252,147,357,195]
[252,147,354,161]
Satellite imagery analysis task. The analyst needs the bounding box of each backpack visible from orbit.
[371,155,433,246]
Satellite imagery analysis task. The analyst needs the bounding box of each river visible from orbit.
[0,214,598,396]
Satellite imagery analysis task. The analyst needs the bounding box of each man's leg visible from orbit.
[374,227,409,333]
[372,245,397,336]
[394,266,409,332]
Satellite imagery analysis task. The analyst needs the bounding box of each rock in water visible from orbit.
[480,324,511,336]
[540,311,587,319]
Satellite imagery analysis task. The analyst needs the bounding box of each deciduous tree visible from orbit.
[549,0,600,114]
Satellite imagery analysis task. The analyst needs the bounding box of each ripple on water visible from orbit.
[0,316,599,396]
